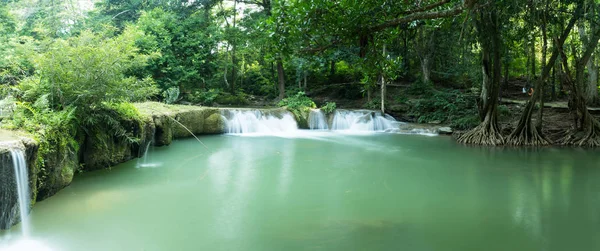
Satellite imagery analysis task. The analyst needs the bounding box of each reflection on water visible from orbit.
[1,133,600,251]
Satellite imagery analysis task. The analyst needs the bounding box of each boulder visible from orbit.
[437,127,453,135]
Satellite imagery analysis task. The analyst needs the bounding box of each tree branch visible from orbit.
[399,0,451,15]
[369,5,464,33]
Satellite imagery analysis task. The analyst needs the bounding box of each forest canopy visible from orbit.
[1,0,600,147]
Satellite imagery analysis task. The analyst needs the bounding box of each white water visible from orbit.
[308,109,328,130]
[330,110,399,132]
[136,141,161,168]
[222,110,298,134]
[10,149,30,236]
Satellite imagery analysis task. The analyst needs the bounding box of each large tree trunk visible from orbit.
[420,57,432,83]
[458,4,504,145]
[562,12,600,147]
[580,3,599,105]
[277,58,285,100]
[586,56,599,104]
[381,45,387,113]
[417,27,435,83]
[537,2,548,130]
[507,4,581,146]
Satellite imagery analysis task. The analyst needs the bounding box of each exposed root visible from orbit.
[562,113,600,147]
[506,120,552,146]
[457,118,504,146]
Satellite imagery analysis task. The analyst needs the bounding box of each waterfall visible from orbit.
[222,109,298,134]
[10,149,30,236]
[308,109,328,130]
[136,140,156,168]
[330,110,398,132]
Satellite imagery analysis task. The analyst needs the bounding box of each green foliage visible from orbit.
[497,105,511,118]
[451,115,481,130]
[321,102,336,114]
[407,80,434,96]
[4,98,79,182]
[363,99,381,110]
[408,90,478,129]
[278,91,316,110]
[6,27,157,173]
[136,8,218,93]
[162,87,180,104]
[215,92,249,106]
[18,27,158,110]
[240,62,274,97]
[187,89,221,106]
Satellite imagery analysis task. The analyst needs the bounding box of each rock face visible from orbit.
[0,132,38,230]
[135,102,226,146]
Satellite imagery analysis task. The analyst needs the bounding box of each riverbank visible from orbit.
[1,102,449,229]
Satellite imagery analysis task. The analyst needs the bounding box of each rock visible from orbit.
[204,113,225,133]
[429,120,442,124]
[437,127,453,135]
[0,131,39,229]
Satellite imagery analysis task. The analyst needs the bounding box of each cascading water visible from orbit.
[10,149,30,236]
[308,109,328,130]
[136,140,157,168]
[222,109,298,134]
[330,110,399,132]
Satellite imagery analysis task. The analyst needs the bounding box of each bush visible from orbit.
[363,99,381,110]
[162,87,180,104]
[187,89,220,105]
[321,102,336,114]
[407,80,434,96]
[408,90,478,128]
[215,92,249,106]
[278,91,316,110]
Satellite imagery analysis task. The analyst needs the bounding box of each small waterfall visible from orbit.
[308,109,328,130]
[10,149,30,236]
[222,109,298,134]
[136,140,156,168]
[330,110,398,132]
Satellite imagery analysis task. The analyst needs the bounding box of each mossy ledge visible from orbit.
[0,102,229,229]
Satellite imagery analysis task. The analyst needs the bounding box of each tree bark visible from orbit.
[507,3,582,146]
[537,1,548,130]
[458,3,504,146]
[579,2,599,104]
[562,10,600,147]
[277,58,285,100]
[381,44,387,113]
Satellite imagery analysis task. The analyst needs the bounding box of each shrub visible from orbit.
[408,90,478,129]
[278,91,316,110]
[162,87,180,104]
[363,99,380,110]
[215,92,249,106]
[187,89,220,105]
[321,102,336,114]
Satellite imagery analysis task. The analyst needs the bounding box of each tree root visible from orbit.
[457,119,504,146]
[562,116,600,147]
[506,122,552,146]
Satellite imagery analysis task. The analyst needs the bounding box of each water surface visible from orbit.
[2,132,600,251]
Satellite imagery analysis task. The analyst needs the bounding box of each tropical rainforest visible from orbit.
[1,0,600,149]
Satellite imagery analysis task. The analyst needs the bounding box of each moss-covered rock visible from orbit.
[288,107,311,129]
[135,102,226,145]
[204,113,225,133]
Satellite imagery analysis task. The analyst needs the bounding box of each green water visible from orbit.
[2,132,600,251]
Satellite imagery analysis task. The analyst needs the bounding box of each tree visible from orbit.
[506,1,582,146]
[457,0,505,145]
